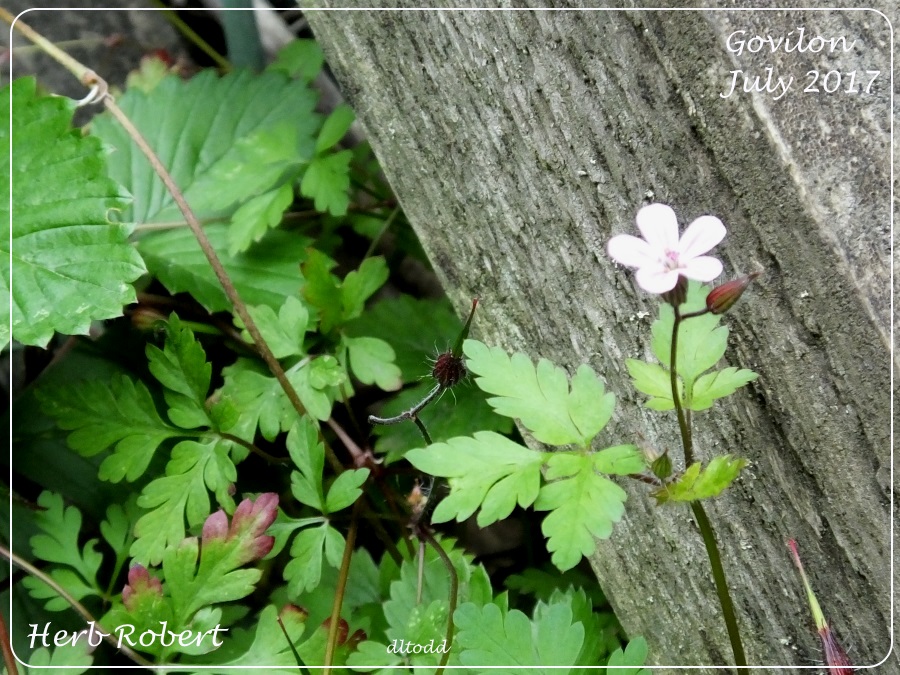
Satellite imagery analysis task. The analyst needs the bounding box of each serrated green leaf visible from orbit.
[653,455,748,504]
[455,601,584,672]
[268,38,324,82]
[92,69,319,224]
[2,77,145,349]
[138,224,309,313]
[345,336,402,391]
[690,367,758,411]
[464,340,614,447]
[651,281,728,386]
[228,183,294,255]
[147,314,212,429]
[131,439,236,565]
[407,432,546,527]
[300,150,352,216]
[626,358,678,411]
[36,373,180,482]
[25,642,93,671]
[201,604,307,672]
[325,468,369,513]
[316,105,355,152]
[342,256,389,320]
[534,453,627,571]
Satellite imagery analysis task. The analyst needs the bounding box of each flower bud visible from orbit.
[705,272,761,315]
[651,453,673,480]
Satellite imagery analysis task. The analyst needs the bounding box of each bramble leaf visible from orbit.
[2,77,145,349]
[406,432,546,527]
[36,374,180,483]
[131,439,236,565]
[345,336,402,391]
[651,281,728,386]
[92,69,319,224]
[534,453,628,571]
[455,600,584,671]
[653,455,748,504]
[138,224,309,313]
[690,367,758,411]
[463,340,614,447]
[228,183,294,255]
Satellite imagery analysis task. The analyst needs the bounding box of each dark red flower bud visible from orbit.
[432,351,466,389]
[706,272,761,315]
[322,617,350,645]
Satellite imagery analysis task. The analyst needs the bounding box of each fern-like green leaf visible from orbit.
[463,340,615,447]
[37,375,180,483]
[147,315,212,429]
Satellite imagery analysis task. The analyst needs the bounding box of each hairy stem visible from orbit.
[368,384,441,426]
[669,307,694,467]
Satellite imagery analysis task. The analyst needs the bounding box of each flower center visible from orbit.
[663,249,681,271]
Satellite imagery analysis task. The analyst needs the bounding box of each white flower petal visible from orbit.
[680,256,723,282]
[608,234,658,268]
[636,204,679,251]
[635,266,680,294]
[678,216,726,259]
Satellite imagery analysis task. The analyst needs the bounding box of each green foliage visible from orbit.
[605,636,651,674]
[269,39,324,82]
[407,432,547,527]
[630,282,757,411]
[1,77,145,349]
[653,455,749,504]
[15,643,93,673]
[464,339,615,447]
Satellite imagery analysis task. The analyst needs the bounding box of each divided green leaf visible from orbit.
[406,432,546,527]
[228,183,294,255]
[691,367,758,410]
[534,453,628,571]
[147,315,212,429]
[2,77,145,349]
[464,340,615,447]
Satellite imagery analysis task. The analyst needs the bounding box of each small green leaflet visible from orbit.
[406,432,546,527]
[463,340,615,447]
[691,367,758,410]
[302,251,390,333]
[2,77,145,349]
[200,604,307,672]
[283,523,345,595]
[653,455,748,504]
[236,296,311,360]
[344,336,402,391]
[228,183,294,255]
[534,452,631,571]
[605,636,651,674]
[269,38,324,82]
[20,643,93,672]
[302,103,357,217]
[455,601,584,672]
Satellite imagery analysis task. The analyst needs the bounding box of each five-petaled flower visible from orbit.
[608,203,726,294]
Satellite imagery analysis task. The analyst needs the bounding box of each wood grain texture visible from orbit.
[307,4,894,670]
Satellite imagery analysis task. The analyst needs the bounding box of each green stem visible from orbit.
[323,500,361,673]
[691,501,748,673]
[669,304,747,672]
[420,530,457,675]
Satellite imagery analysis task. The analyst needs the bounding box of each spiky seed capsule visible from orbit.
[432,351,466,389]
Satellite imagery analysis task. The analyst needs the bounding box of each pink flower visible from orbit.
[608,203,726,294]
